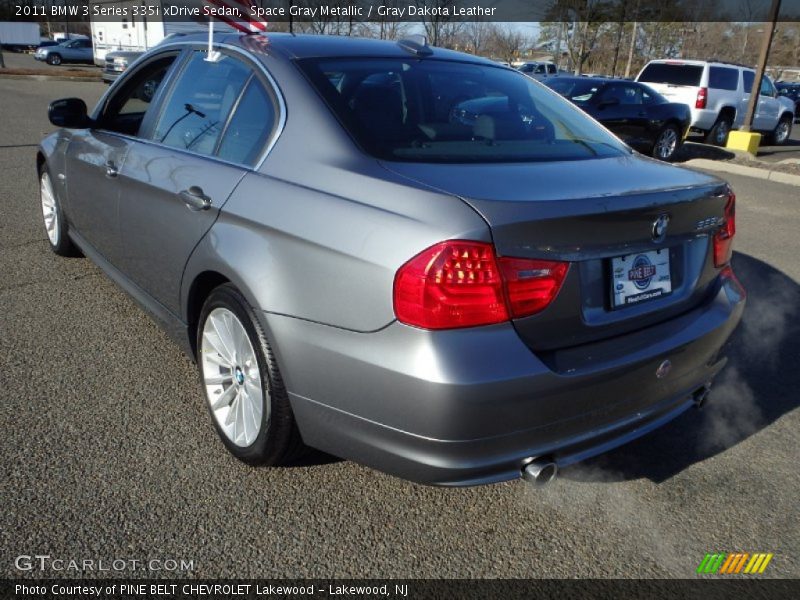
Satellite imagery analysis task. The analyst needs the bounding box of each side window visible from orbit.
[760,76,775,97]
[152,51,251,156]
[548,64,557,74]
[600,84,641,105]
[99,54,178,137]
[708,67,738,91]
[743,70,755,94]
[216,78,278,165]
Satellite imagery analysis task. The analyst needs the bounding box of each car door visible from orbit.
[116,49,269,315]
[592,83,637,143]
[63,50,181,263]
[756,76,780,131]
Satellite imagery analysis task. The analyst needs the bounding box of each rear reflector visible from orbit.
[713,190,736,267]
[696,87,708,109]
[394,241,568,330]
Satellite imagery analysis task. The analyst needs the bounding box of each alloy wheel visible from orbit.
[775,120,790,144]
[715,121,730,145]
[40,172,60,246]
[201,307,266,447]
[655,128,678,160]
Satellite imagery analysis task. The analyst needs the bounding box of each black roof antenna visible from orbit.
[397,35,433,57]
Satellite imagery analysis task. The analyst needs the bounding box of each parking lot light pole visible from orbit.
[727,0,781,154]
[741,0,782,132]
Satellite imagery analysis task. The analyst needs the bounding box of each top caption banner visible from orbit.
[8,0,800,23]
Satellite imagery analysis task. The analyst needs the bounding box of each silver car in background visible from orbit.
[38,33,744,486]
[34,37,94,66]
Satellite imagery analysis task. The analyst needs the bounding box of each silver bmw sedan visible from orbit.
[38,33,744,486]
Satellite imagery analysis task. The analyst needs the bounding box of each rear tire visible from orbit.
[652,124,681,161]
[769,115,792,146]
[46,53,62,66]
[197,284,307,466]
[39,167,79,257]
[705,115,732,146]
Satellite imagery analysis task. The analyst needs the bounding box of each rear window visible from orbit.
[638,63,703,87]
[298,58,628,164]
[708,67,739,91]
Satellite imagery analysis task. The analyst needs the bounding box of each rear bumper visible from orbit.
[690,108,721,131]
[267,276,744,486]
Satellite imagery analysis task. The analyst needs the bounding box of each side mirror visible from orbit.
[598,97,620,109]
[48,98,90,129]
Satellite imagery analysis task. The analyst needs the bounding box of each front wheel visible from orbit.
[769,115,792,146]
[40,169,79,256]
[652,124,681,161]
[46,53,62,66]
[197,284,306,465]
[705,116,732,146]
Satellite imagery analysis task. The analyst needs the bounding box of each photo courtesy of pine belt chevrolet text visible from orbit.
[38,32,745,486]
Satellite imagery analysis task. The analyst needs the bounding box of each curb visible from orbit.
[684,158,800,187]
[0,73,101,83]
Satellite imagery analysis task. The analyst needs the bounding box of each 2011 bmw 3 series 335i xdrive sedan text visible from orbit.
[38,33,745,486]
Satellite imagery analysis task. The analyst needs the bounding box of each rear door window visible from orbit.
[638,63,703,86]
[216,78,278,165]
[152,51,251,156]
[708,67,739,91]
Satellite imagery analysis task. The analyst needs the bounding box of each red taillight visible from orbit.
[498,257,570,318]
[713,190,736,267]
[393,241,569,330]
[696,87,708,109]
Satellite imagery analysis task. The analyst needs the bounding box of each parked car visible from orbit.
[33,38,93,65]
[517,61,560,80]
[636,59,794,146]
[103,50,143,84]
[543,77,691,161]
[776,81,800,123]
[38,33,744,486]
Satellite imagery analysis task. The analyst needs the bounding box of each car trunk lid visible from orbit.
[381,156,730,350]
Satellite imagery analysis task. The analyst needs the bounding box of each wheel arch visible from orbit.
[718,105,737,122]
[184,270,232,359]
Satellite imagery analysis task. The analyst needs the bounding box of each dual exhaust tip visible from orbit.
[521,383,713,487]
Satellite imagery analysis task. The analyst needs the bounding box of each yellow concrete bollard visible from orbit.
[726,130,762,155]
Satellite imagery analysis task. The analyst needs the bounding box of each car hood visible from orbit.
[779,96,796,111]
[380,154,719,204]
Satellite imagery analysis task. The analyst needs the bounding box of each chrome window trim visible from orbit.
[91,39,287,172]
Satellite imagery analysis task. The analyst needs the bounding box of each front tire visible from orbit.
[705,115,732,146]
[652,124,681,161]
[769,115,792,146]
[39,168,79,256]
[197,284,306,465]
[46,53,62,66]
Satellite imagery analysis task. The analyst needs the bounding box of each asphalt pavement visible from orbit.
[1,78,798,579]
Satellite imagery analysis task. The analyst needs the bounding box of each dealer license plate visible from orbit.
[611,249,672,308]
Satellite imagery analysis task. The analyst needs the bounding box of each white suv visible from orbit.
[636,59,794,146]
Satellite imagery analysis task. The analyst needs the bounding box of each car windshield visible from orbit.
[298,58,629,163]
[638,63,704,86]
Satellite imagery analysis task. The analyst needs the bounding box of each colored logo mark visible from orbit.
[696,552,774,574]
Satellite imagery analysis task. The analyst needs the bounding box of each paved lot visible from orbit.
[1,51,100,72]
[1,78,798,579]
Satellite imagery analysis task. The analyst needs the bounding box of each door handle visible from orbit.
[105,160,118,178]
[179,186,212,211]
